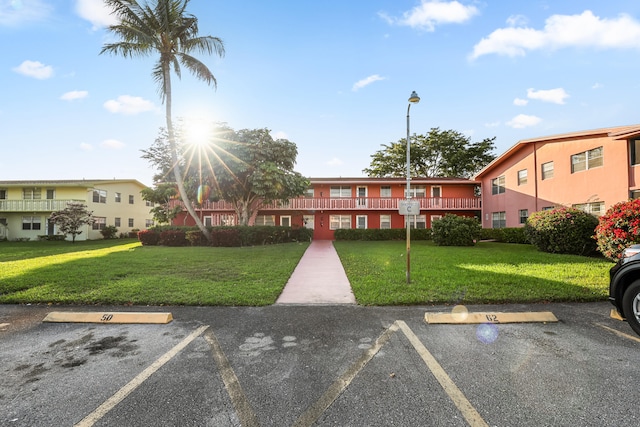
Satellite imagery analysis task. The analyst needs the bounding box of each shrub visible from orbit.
[159,230,188,246]
[431,214,481,246]
[212,228,242,247]
[524,207,599,255]
[100,225,118,239]
[595,199,640,261]
[186,230,208,246]
[138,230,160,246]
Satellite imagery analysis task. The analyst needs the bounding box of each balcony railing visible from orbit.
[0,199,85,212]
[191,197,481,211]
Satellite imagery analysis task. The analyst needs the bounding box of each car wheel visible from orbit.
[622,279,640,337]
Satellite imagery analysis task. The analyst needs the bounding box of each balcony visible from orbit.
[0,199,85,212]
[193,197,481,211]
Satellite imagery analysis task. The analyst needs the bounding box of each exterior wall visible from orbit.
[476,127,636,228]
[173,178,481,240]
[0,180,153,241]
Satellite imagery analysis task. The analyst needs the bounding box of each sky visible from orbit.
[3,0,640,186]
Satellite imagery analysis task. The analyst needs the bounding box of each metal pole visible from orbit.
[406,102,412,284]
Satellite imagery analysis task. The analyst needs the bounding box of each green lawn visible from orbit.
[334,240,613,305]
[0,239,309,306]
[0,239,614,306]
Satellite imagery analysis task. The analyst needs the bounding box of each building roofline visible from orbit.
[0,179,148,188]
[473,124,640,179]
[308,176,478,185]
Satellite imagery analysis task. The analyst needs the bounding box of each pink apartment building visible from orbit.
[474,124,640,229]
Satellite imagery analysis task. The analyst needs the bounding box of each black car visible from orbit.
[609,244,640,336]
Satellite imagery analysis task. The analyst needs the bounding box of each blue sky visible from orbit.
[3,0,640,186]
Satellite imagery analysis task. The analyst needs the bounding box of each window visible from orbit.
[129,195,134,204]
[405,185,426,198]
[93,217,106,230]
[431,186,442,197]
[304,188,314,198]
[541,162,554,180]
[0,218,7,226]
[255,215,275,226]
[22,216,41,230]
[330,186,351,198]
[517,169,528,186]
[280,216,291,227]
[492,212,506,229]
[542,206,555,211]
[0,189,6,199]
[146,200,153,207]
[115,192,121,203]
[573,202,604,216]
[571,146,603,173]
[145,219,154,228]
[46,189,55,199]
[380,214,391,229]
[356,215,367,229]
[519,209,528,224]
[128,218,134,227]
[92,189,107,204]
[380,186,392,197]
[491,176,505,195]
[114,217,121,227]
[430,215,442,227]
[631,139,640,166]
[23,188,41,199]
[632,190,640,199]
[330,215,351,230]
[405,214,426,229]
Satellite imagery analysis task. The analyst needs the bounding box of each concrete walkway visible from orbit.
[276,240,356,304]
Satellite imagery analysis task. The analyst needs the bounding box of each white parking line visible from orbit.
[397,320,489,427]
[74,325,209,427]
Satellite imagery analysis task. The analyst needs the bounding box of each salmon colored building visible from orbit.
[173,177,481,240]
[473,124,640,229]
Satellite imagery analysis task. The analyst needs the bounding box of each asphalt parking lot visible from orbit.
[1,302,638,426]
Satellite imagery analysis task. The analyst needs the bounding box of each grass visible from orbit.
[0,239,309,306]
[0,239,614,306]
[334,240,613,305]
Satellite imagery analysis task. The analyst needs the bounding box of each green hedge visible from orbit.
[143,225,312,247]
[479,227,530,244]
[334,228,432,241]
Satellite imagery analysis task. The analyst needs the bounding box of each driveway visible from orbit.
[0,302,638,426]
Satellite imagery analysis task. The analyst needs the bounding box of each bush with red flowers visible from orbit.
[595,199,640,261]
[524,207,599,255]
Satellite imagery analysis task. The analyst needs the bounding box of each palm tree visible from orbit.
[100,0,224,242]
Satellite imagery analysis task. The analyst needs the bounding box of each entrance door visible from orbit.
[303,215,314,230]
[356,186,367,208]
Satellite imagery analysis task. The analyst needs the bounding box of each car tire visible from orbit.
[622,279,640,337]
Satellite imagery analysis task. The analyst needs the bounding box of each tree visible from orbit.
[101,0,225,242]
[140,182,183,225]
[197,127,309,225]
[49,202,94,243]
[363,127,496,178]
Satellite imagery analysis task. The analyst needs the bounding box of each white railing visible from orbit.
[0,199,85,212]
[191,197,481,211]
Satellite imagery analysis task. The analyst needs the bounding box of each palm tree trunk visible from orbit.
[164,67,212,242]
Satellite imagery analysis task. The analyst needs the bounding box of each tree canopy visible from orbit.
[142,124,309,226]
[49,202,94,243]
[363,128,496,178]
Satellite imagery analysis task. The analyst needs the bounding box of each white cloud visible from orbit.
[100,139,125,149]
[592,82,603,89]
[506,14,528,27]
[79,143,93,151]
[471,10,640,60]
[513,98,528,106]
[527,88,569,104]
[271,130,288,140]
[326,158,343,167]
[352,74,385,91]
[506,114,542,129]
[0,0,52,27]
[60,90,89,101]
[380,0,479,31]
[103,95,155,115]
[75,0,117,30]
[12,60,53,79]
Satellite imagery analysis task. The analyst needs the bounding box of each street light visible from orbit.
[406,91,420,284]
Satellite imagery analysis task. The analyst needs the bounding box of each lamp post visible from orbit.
[406,91,420,284]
